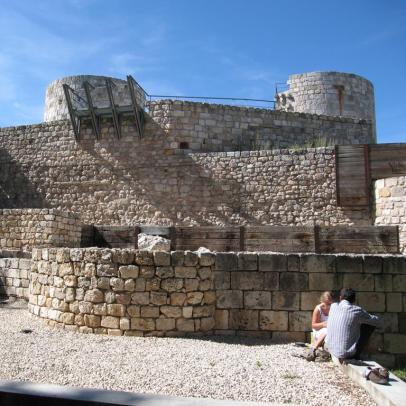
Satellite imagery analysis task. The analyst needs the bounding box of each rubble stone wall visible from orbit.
[149,100,374,152]
[0,122,371,226]
[28,249,406,366]
[0,209,82,251]
[28,248,216,336]
[0,251,31,299]
[375,177,406,253]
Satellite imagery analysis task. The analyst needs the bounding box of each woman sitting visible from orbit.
[307,291,332,360]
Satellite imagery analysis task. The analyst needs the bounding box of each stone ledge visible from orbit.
[331,357,406,406]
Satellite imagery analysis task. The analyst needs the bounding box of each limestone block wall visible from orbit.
[0,251,31,299]
[28,248,215,336]
[0,122,371,226]
[28,249,406,367]
[276,72,376,140]
[0,209,82,251]
[149,100,374,152]
[375,177,406,253]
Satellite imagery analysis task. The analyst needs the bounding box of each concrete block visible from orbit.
[244,291,272,309]
[289,311,312,332]
[217,290,243,309]
[259,310,288,331]
[229,309,258,330]
[230,272,264,290]
[300,254,335,273]
[279,272,308,291]
[258,254,287,272]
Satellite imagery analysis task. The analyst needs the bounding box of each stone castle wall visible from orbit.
[276,72,376,141]
[0,209,82,251]
[0,250,31,299]
[149,100,374,152]
[27,248,406,367]
[0,121,371,227]
[375,177,406,253]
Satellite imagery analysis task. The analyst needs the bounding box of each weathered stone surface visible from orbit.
[384,334,406,354]
[289,311,312,332]
[259,311,288,331]
[138,233,170,252]
[215,253,237,271]
[342,273,374,291]
[141,306,159,318]
[156,266,174,279]
[161,278,183,292]
[186,292,204,305]
[156,318,175,331]
[101,316,120,329]
[84,289,104,303]
[175,267,197,278]
[308,273,341,291]
[119,265,139,279]
[131,292,149,305]
[176,318,194,332]
[150,292,167,305]
[170,292,186,306]
[131,318,155,331]
[301,291,321,311]
[216,290,243,309]
[336,257,363,274]
[244,291,272,309]
[214,271,230,289]
[272,292,300,310]
[230,272,264,290]
[258,254,287,272]
[229,310,258,330]
[153,251,171,266]
[300,255,335,273]
[215,309,228,329]
[357,292,386,312]
[84,314,101,328]
[237,253,257,271]
[160,306,182,318]
[279,273,308,291]
[107,304,126,317]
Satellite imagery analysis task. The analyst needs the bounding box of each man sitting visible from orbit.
[326,288,381,362]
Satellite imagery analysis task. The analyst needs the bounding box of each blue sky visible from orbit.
[0,0,405,143]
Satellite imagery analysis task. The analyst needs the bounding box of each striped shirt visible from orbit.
[326,300,381,359]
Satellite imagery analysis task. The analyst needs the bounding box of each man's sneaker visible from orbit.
[306,347,317,362]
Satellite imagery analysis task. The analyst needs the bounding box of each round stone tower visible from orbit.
[44,75,133,122]
[276,71,376,139]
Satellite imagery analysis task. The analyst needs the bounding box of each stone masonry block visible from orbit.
[156,318,175,331]
[393,275,406,292]
[199,252,215,267]
[174,266,197,278]
[259,311,288,331]
[399,313,406,334]
[214,271,230,289]
[301,291,322,311]
[153,251,171,266]
[184,251,198,266]
[376,313,399,333]
[215,253,237,271]
[384,334,406,354]
[387,293,403,312]
[375,275,392,292]
[342,273,374,291]
[171,251,184,267]
[363,256,382,274]
[216,290,243,309]
[244,291,272,309]
[156,267,174,279]
[101,316,120,329]
[300,255,335,273]
[237,253,258,271]
[336,256,363,274]
[383,257,406,274]
[131,318,155,331]
[279,273,308,291]
[215,309,229,329]
[119,265,139,279]
[258,254,287,272]
[289,311,312,332]
[231,272,264,290]
[288,255,300,272]
[272,292,300,310]
[309,273,341,291]
[229,309,258,331]
[357,292,386,312]
[263,272,279,291]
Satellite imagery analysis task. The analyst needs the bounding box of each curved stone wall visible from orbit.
[44,75,145,122]
[276,71,376,140]
[28,248,215,336]
[375,176,406,253]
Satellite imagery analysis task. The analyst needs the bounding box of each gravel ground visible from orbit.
[0,301,375,406]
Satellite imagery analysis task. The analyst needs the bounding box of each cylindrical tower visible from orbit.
[276,71,376,139]
[44,75,143,122]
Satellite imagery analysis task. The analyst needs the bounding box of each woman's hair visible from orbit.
[319,291,332,304]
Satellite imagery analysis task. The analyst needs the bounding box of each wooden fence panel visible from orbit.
[93,225,139,248]
[245,226,315,252]
[317,226,399,254]
[174,226,241,251]
[369,144,406,179]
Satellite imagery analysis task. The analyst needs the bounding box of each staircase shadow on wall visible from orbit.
[0,148,47,209]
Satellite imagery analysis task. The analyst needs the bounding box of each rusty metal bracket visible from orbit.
[127,75,144,138]
[83,81,101,140]
[62,84,80,141]
[106,79,121,139]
